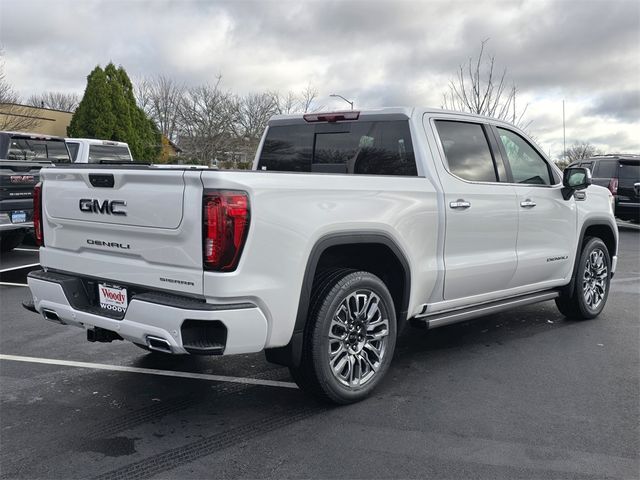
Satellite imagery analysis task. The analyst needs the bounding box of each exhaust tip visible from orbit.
[42,308,64,324]
[146,335,172,354]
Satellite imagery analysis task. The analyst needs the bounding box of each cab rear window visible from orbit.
[619,162,640,180]
[257,120,417,176]
[88,145,132,163]
[7,137,71,162]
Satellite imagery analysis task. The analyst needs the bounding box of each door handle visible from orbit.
[520,199,536,208]
[449,199,471,209]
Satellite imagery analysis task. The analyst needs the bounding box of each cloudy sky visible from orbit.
[1,0,638,158]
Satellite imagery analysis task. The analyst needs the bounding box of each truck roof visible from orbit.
[267,107,526,129]
[65,138,130,147]
[0,131,66,141]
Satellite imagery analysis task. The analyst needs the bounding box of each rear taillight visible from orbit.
[203,191,250,272]
[608,177,618,195]
[33,182,44,246]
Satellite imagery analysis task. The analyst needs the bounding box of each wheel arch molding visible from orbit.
[265,230,411,368]
[566,217,618,297]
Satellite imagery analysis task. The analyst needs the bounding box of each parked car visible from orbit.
[26,108,617,403]
[0,131,70,252]
[569,154,640,222]
[65,138,133,163]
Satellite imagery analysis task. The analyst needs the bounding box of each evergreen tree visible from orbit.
[68,63,160,161]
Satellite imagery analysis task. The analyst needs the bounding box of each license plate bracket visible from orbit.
[98,283,128,314]
[11,211,26,224]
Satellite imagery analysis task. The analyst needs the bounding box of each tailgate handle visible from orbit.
[89,174,114,188]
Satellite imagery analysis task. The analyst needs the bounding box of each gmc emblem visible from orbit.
[10,175,35,184]
[79,198,127,216]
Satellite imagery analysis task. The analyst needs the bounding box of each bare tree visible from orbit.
[234,92,277,141]
[300,83,321,113]
[26,91,80,112]
[0,51,41,131]
[561,142,603,164]
[269,84,324,115]
[176,78,237,165]
[270,90,298,115]
[442,39,529,128]
[136,75,184,141]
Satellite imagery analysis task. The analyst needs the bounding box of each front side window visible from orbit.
[435,120,498,182]
[497,128,552,185]
[257,120,417,176]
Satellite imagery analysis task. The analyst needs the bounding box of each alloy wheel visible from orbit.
[327,289,389,388]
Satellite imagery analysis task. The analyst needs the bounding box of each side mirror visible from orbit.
[562,167,592,200]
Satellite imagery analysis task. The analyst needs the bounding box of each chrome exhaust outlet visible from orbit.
[146,335,173,354]
[42,308,64,324]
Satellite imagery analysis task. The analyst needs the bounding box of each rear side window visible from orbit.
[6,138,70,163]
[497,128,552,185]
[257,120,417,176]
[435,120,498,182]
[88,145,132,163]
[67,142,80,161]
[595,160,618,178]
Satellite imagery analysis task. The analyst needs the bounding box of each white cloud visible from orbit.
[1,0,638,157]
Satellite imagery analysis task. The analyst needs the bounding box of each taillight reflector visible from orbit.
[203,191,250,272]
[608,177,618,195]
[33,182,44,246]
[303,111,360,123]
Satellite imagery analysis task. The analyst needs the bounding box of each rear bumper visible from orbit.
[27,270,268,355]
[0,221,32,231]
[615,202,639,219]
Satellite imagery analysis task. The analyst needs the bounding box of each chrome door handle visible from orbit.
[520,199,536,208]
[449,199,471,209]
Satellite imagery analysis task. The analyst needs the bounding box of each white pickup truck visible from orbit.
[65,138,133,163]
[26,108,618,403]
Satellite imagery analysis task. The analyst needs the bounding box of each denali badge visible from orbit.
[546,255,568,263]
[79,198,127,216]
[87,239,131,249]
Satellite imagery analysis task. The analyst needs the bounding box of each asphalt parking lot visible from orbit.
[1,226,638,480]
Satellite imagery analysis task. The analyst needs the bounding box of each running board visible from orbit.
[411,290,561,329]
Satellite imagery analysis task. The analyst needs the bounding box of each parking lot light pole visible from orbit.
[330,94,354,110]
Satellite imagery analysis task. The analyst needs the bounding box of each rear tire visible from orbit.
[0,230,26,253]
[555,237,611,320]
[290,269,397,404]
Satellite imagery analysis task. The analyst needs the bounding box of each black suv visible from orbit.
[0,132,71,252]
[569,154,640,222]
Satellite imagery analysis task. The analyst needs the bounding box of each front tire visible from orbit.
[291,270,397,404]
[555,237,611,319]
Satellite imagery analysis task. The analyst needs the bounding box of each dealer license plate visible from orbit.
[98,283,128,313]
[11,211,26,223]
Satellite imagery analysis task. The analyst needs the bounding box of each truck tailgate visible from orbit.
[39,167,204,296]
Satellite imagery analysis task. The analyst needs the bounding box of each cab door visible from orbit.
[492,126,577,287]
[432,119,518,300]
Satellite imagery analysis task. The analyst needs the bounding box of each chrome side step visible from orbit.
[412,290,561,329]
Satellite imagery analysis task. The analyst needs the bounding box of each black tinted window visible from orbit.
[595,160,618,178]
[88,145,132,163]
[67,142,79,161]
[435,120,497,182]
[6,138,70,162]
[497,128,552,185]
[619,162,640,180]
[258,120,417,176]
